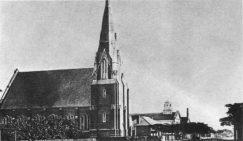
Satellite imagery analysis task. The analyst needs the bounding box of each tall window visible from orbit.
[103,89,106,98]
[101,59,107,79]
[236,130,238,140]
[86,115,89,130]
[80,116,86,130]
[82,116,85,129]
[102,112,106,122]
[79,117,82,129]
[4,118,7,125]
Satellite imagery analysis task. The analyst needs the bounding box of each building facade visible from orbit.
[0,0,129,138]
[234,104,243,141]
[131,101,189,140]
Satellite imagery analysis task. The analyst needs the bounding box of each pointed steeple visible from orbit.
[98,0,116,54]
[94,0,121,80]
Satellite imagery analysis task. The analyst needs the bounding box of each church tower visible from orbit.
[90,0,129,137]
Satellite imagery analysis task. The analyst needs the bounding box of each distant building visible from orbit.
[0,0,130,137]
[131,100,189,140]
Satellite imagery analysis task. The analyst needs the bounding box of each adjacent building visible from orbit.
[131,100,189,140]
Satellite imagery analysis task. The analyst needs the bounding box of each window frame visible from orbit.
[101,59,107,79]
[103,89,106,98]
[102,112,106,123]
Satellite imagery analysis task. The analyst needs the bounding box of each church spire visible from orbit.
[105,0,109,8]
[94,0,120,80]
[98,0,116,54]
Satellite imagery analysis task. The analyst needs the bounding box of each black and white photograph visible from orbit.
[0,0,242,140]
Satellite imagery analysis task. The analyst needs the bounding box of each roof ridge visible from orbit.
[131,112,163,115]
[19,68,93,73]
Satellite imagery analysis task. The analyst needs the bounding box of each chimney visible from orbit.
[187,108,189,118]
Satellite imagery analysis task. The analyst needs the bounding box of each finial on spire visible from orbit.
[105,0,109,7]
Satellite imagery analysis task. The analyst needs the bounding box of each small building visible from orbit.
[131,100,189,140]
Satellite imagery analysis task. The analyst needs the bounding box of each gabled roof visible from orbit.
[1,68,95,109]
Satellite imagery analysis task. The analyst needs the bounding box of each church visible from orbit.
[0,0,130,138]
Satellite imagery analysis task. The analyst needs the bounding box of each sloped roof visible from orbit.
[1,68,95,109]
[131,112,177,121]
[142,116,160,125]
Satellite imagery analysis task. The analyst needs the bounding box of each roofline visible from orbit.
[0,67,94,103]
[130,112,161,115]
[20,67,93,73]
[0,69,19,103]
[140,116,152,125]
[130,112,177,116]
[1,106,92,110]
[175,110,181,118]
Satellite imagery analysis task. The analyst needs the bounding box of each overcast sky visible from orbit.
[0,0,242,130]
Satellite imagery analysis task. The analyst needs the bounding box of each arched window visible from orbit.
[6,115,10,124]
[82,114,89,130]
[79,116,86,130]
[82,116,85,129]
[79,115,85,130]
[102,112,106,123]
[79,117,82,129]
[66,114,73,120]
[86,114,89,130]
[4,117,7,125]
[101,59,107,79]
[103,89,106,98]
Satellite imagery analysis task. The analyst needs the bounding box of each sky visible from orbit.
[0,0,242,130]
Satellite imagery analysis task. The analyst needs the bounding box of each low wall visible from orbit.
[130,136,160,141]
[19,137,160,141]
[14,137,234,141]
[20,139,97,141]
[190,139,234,141]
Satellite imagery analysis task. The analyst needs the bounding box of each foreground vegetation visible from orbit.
[1,115,88,140]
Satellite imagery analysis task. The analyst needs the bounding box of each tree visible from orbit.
[1,114,87,140]
[219,103,243,126]
[149,122,215,139]
[215,129,233,139]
